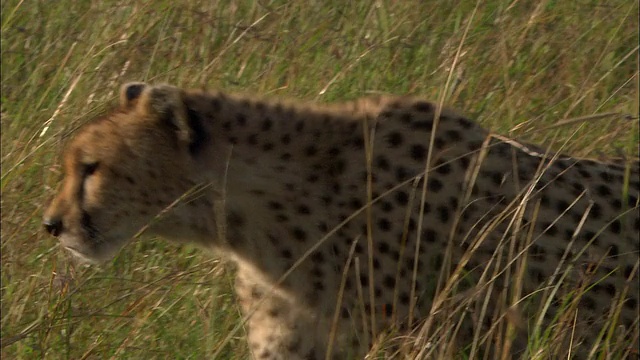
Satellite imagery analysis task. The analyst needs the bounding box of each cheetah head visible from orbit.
[43,83,215,263]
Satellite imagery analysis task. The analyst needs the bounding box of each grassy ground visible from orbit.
[1,0,638,359]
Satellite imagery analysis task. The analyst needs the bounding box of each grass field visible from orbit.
[1,0,638,359]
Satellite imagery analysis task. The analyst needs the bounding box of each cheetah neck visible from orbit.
[189,92,381,278]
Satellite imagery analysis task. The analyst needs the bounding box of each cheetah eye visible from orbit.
[83,162,99,177]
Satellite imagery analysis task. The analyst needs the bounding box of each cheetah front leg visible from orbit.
[235,267,330,360]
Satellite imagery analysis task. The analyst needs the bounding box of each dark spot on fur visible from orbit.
[569,182,583,197]
[227,211,245,227]
[292,227,307,242]
[489,171,503,186]
[328,147,340,156]
[435,161,451,175]
[581,297,596,310]
[457,117,473,129]
[305,145,318,156]
[556,199,569,212]
[268,201,283,210]
[542,222,558,236]
[467,140,483,151]
[376,155,390,171]
[610,199,622,211]
[540,195,551,208]
[383,275,396,289]
[378,218,392,232]
[349,198,363,210]
[458,156,470,170]
[610,219,621,234]
[414,101,433,113]
[590,203,603,219]
[399,292,410,305]
[387,132,403,148]
[312,280,324,292]
[437,205,449,223]
[445,129,462,142]
[596,184,611,197]
[236,113,247,126]
[395,191,409,206]
[578,169,591,178]
[380,200,393,213]
[428,178,443,192]
[410,144,427,162]
[599,171,613,182]
[262,117,273,131]
[359,274,368,287]
[328,159,346,176]
[393,167,410,182]
[297,204,311,215]
[603,282,616,297]
[422,228,437,244]
[352,136,364,149]
[448,196,458,209]
[623,265,636,279]
[341,307,350,319]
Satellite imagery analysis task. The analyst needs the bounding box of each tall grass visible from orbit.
[1,0,637,359]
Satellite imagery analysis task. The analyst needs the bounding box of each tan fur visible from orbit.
[44,83,639,359]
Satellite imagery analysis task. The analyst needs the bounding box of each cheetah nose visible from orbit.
[43,217,63,237]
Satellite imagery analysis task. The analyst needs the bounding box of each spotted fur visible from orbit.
[44,83,639,359]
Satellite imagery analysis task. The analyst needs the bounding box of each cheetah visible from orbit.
[43,82,639,359]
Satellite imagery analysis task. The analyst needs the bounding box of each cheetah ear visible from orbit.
[120,82,187,124]
[119,82,148,109]
[132,83,207,155]
[138,84,193,145]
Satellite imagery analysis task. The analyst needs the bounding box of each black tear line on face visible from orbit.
[81,210,99,241]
